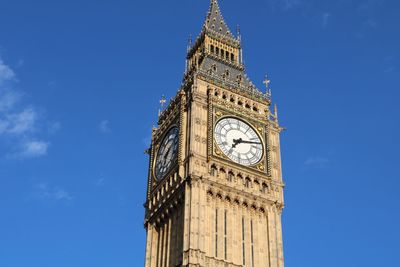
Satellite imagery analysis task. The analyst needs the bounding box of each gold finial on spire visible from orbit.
[158,95,167,117]
[263,74,271,90]
[263,74,272,96]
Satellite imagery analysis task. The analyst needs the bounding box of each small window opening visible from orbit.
[245,178,251,188]
[228,171,234,182]
[262,183,268,194]
[211,165,217,176]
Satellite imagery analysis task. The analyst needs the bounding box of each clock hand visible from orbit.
[232,138,261,148]
[164,147,172,160]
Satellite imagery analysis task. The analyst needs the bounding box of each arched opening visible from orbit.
[228,171,234,182]
[210,165,218,176]
[262,183,268,193]
[245,177,251,188]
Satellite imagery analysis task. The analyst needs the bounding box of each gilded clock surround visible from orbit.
[210,104,269,172]
[144,1,285,267]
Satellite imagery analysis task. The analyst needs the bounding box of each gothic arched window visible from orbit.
[228,171,234,182]
[245,178,251,188]
[211,165,218,176]
[262,183,269,193]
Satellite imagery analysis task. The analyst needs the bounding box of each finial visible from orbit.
[187,34,193,52]
[263,74,271,93]
[263,74,271,89]
[236,25,241,40]
[274,104,279,122]
[158,95,167,117]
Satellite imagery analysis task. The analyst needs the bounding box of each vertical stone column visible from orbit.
[178,90,187,179]
[210,198,216,259]
[235,204,243,266]
[182,183,192,265]
[205,195,211,257]
[245,213,251,267]
[157,224,163,267]
[188,181,201,265]
[217,200,224,260]
[265,212,271,267]
[199,185,206,255]
[227,206,233,262]
[145,224,154,267]
[168,210,176,267]
[267,208,277,267]
[164,217,172,267]
[151,225,159,267]
[253,215,259,267]
[276,210,284,267]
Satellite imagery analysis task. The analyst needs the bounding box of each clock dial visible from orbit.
[155,127,179,180]
[214,117,263,166]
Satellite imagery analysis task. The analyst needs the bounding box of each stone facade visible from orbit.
[144,1,285,266]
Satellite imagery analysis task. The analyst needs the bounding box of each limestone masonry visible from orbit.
[144,1,285,266]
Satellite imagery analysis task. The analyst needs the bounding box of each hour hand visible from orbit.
[232,138,242,148]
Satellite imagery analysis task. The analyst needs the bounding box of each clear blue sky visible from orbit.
[0,0,399,266]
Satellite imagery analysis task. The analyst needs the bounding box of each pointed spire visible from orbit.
[204,0,235,39]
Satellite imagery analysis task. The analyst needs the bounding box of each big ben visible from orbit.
[144,1,285,266]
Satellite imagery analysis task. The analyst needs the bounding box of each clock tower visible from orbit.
[144,1,285,266]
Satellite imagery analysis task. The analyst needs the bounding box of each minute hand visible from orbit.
[232,138,261,148]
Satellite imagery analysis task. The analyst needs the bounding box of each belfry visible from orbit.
[144,1,285,266]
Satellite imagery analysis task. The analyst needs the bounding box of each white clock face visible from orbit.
[214,117,263,166]
[155,127,179,180]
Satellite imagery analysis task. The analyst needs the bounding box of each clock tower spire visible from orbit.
[144,1,285,266]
